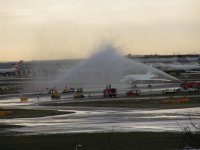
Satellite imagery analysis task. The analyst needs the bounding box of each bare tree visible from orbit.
[178,115,200,149]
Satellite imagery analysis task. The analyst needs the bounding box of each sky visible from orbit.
[0,0,200,61]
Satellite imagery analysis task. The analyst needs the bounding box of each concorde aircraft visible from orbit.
[121,72,171,83]
[120,71,172,88]
[152,62,200,72]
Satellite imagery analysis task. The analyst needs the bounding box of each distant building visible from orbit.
[0,54,200,78]
[0,59,82,77]
[127,54,200,63]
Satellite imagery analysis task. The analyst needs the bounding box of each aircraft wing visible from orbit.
[121,74,172,82]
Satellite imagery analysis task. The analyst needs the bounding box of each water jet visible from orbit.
[53,43,178,90]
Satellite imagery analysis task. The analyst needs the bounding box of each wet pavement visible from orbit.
[0,94,200,135]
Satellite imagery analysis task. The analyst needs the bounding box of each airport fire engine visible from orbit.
[180,81,200,89]
[51,91,61,99]
[126,90,140,96]
[103,85,117,98]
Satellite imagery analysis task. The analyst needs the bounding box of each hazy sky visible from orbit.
[0,0,199,61]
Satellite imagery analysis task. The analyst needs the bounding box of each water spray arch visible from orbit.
[54,44,178,89]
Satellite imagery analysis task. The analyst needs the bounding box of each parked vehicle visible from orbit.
[62,88,68,93]
[76,88,83,93]
[126,90,140,96]
[180,81,200,89]
[162,89,176,94]
[51,91,61,99]
[103,85,117,98]
[48,88,56,94]
[73,92,85,99]
[69,88,75,93]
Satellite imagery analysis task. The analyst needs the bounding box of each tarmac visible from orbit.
[0,85,200,135]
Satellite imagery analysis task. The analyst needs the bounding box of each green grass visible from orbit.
[45,97,200,109]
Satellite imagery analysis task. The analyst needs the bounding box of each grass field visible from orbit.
[45,96,200,109]
[0,132,195,150]
[1,95,200,149]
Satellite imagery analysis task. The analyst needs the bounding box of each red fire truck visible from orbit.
[180,81,200,89]
[103,85,117,98]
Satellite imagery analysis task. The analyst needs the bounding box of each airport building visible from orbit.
[0,59,81,77]
[0,54,199,78]
[127,54,200,63]
[127,54,200,79]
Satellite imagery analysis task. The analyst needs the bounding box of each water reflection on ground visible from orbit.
[0,96,200,135]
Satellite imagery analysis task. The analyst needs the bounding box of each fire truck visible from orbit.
[73,88,84,99]
[103,85,117,98]
[126,90,140,96]
[180,81,200,89]
[51,91,61,99]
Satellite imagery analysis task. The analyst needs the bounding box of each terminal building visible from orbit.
[0,59,81,78]
[127,54,200,78]
[0,54,199,78]
[127,54,200,63]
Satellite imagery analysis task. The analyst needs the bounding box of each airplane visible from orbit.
[152,62,200,71]
[168,63,200,71]
[0,60,23,73]
[120,72,172,88]
[121,72,172,82]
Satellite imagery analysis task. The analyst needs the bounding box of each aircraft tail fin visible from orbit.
[13,60,23,70]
